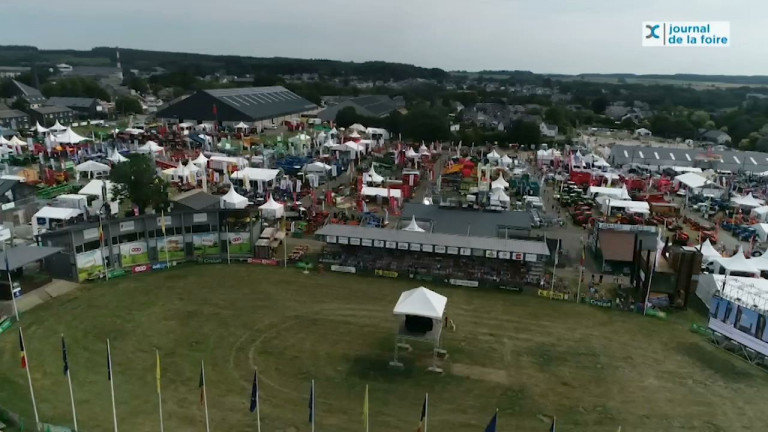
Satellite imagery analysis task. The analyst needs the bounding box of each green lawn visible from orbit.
[1,265,767,431]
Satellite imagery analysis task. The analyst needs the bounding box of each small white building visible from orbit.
[539,122,558,138]
[634,128,652,137]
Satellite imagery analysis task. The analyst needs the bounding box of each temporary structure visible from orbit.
[49,120,67,132]
[390,287,448,372]
[137,140,164,153]
[499,154,513,167]
[34,122,48,133]
[8,136,27,146]
[220,187,248,209]
[419,144,430,155]
[234,122,249,130]
[107,150,129,164]
[697,239,722,261]
[487,149,501,163]
[75,160,110,179]
[348,123,366,132]
[258,196,285,219]
[490,189,511,207]
[303,161,331,173]
[731,193,765,209]
[402,216,426,232]
[587,185,631,200]
[363,165,384,184]
[79,180,119,216]
[191,153,209,167]
[752,223,768,243]
[405,147,419,159]
[491,177,509,190]
[713,247,760,277]
[54,127,88,144]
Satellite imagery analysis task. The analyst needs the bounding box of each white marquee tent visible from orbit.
[349,123,366,132]
[363,166,384,184]
[220,187,248,209]
[402,216,426,232]
[499,154,513,167]
[714,247,761,277]
[258,196,285,219]
[108,150,129,163]
[361,186,402,199]
[34,122,48,133]
[54,127,88,144]
[393,287,446,319]
[75,160,110,179]
[49,121,67,132]
[487,149,501,163]
[491,177,509,190]
[8,136,27,147]
[137,140,164,153]
[750,206,768,223]
[587,186,631,200]
[191,153,209,167]
[731,193,765,209]
[698,239,722,261]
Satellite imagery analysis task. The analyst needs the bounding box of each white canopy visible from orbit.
[364,165,384,184]
[163,163,200,180]
[752,223,768,243]
[393,287,447,320]
[405,147,419,159]
[49,120,67,132]
[123,127,144,135]
[748,251,768,271]
[402,216,426,232]
[587,186,630,200]
[107,150,129,163]
[220,187,248,209]
[258,196,285,218]
[348,131,361,139]
[349,123,366,132]
[731,193,765,208]
[419,144,430,155]
[289,133,311,144]
[490,189,510,204]
[331,142,364,153]
[714,247,761,277]
[698,239,722,260]
[303,161,331,173]
[34,122,48,133]
[499,154,513,167]
[231,168,280,182]
[361,186,402,199]
[599,197,650,214]
[675,172,711,190]
[487,150,501,161]
[191,153,209,167]
[491,177,509,190]
[79,179,114,200]
[8,136,27,146]
[0,136,8,145]
[696,274,768,309]
[75,160,110,175]
[234,122,249,129]
[137,140,164,153]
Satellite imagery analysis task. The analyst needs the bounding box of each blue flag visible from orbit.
[249,369,259,413]
[62,336,69,376]
[308,380,315,423]
[484,411,497,432]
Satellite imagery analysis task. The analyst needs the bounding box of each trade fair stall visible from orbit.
[390,287,448,372]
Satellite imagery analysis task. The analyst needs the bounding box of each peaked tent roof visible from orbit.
[220,187,248,208]
[137,140,164,153]
[79,179,114,200]
[731,193,765,208]
[191,153,209,166]
[54,127,87,144]
[349,123,366,132]
[234,121,249,129]
[34,122,48,133]
[8,135,27,146]
[491,177,509,190]
[402,215,426,232]
[108,150,129,163]
[49,120,67,132]
[393,287,447,319]
[698,239,722,260]
[75,160,110,173]
[487,149,501,160]
[365,165,384,183]
[715,247,760,275]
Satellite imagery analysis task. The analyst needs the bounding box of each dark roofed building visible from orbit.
[171,189,221,211]
[46,97,102,118]
[30,106,75,127]
[401,203,532,238]
[317,95,399,122]
[609,144,768,173]
[155,86,317,125]
[0,108,31,130]
[62,66,123,80]
[8,79,47,107]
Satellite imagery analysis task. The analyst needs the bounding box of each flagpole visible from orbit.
[363,384,369,432]
[64,336,78,432]
[202,360,210,432]
[99,214,108,281]
[311,379,315,432]
[4,241,19,321]
[19,328,40,429]
[424,393,428,432]
[549,240,560,299]
[156,350,164,432]
[226,225,231,265]
[255,370,261,432]
[107,338,118,432]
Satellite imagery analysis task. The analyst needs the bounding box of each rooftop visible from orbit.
[400,204,531,237]
[0,109,28,119]
[171,189,221,210]
[46,97,98,108]
[32,105,74,115]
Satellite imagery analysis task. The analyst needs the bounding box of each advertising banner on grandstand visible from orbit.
[157,235,185,261]
[120,241,150,267]
[331,265,356,274]
[228,232,251,254]
[76,249,105,282]
[193,233,220,256]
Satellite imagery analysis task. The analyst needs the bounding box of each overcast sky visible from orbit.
[3,0,762,75]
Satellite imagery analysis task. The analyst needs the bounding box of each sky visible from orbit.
[2,0,764,75]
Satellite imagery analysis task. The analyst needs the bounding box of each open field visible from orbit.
[1,266,767,431]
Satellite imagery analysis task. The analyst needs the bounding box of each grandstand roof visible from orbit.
[155,86,317,122]
[609,144,768,173]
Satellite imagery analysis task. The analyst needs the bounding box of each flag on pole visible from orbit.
[155,350,161,395]
[160,211,167,236]
[362,385,369,432]
[99,219,104,243]
[308,380,315,424]
[484,411,498,432]
[19,329,27,369]
[416,396,427,432]
[199,365,205,405]
[249,369,259,413]
[62,336,69,376]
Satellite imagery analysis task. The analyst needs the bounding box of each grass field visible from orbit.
[1,266,767,431]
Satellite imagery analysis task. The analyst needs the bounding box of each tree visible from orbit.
[126,76,149,94]
[110,155,170,215]
[386,110,404,136]
[10,97,29,113]
[756,136,768,153]
[115,96,143,114]
[508,120,541,145]
[591,97,608,114]
[41,77,111,101]
[401,108,450,142]
[689,110,711,128]
[334,106,360,128]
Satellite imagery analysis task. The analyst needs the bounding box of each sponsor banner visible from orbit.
[83,227,99,240]
[193,213,208,223]
[330,265,356,274]
[228,232,251,254]
[373,239,384,247]
[525,254,538,262]
[193,233,220,256]
[499,285,523,292]
[449,279,479,287]
[76,249,105,282]
[361,238,373,247]
[422,244,433,253]
[120,241,150,267]
[375,269,399,278]
[197,257,224,264]
[537,289,570,301]
[434,245,446,254]
[397,242,409,250]
[119,221,135,232]
[247,258,279,266]
[132,264,152,274]
[410,243,421,251]
[588,298,613,308]
[326,235,337,243]
[338,236,349,245]
[414,274,433,282]
[512,252,523,261]
[157,235,185,261]
[0,316,13,335]
[152,262,171,271]
[349,237,361,246]
[498,251,511,259]
[460,248,471,256]
[447,246,459,255]
[385,241,396,249]
[485,250,497,258]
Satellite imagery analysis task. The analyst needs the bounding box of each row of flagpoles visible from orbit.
[16,327,616,432]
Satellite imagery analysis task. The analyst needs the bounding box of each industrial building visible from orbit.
[609,144,768,173]
[155,86,317,128]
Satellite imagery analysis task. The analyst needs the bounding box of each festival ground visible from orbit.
[0,266,766,431]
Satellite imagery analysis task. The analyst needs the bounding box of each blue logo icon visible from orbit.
[646,24,660,39]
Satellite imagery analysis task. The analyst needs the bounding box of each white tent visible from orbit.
[163,163,200,181]
[220,187,248,209]
[303,161,331,173]
[137,140,164,153]
[587,186,630,200]
[405,147,419,159]
[419,144,430,155]
[491,177,509,190]
[123,127,144,135]
[696,274,768,309]
[258,196,285,219]
[79,179,114,199]
[402,216,426,232]
[748,252,768,272]
[349,123,366,132]
[697,239,722,261]
[49,120,67,132]
[364,165,384,184]
[752,223,768,243]
[490,189,510,207]
[348,130,361,139]
[599,197,650,214]
[34,122,48,133]
[750,206,768,223]
[499,154,513,167]
[32,206,83,233]
[8,136,27,146]
[330,142,364,153]
[393,287,446,320]
[0,136,8,145]
[54,127,88,144]
[75,160,110,179]
[234,122,249,129]
[675,172,711,190]
[191,153,209,167]
[107,150,129,164]
[714,247,761,277]
[230,168,280,182]
[487,149,501,162]
[731,193,765,209]
[391,286,447,371]
[361,186,402,199]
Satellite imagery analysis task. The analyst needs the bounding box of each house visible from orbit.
[540,122,558,138]
[0,108,31,130]
[7,80,46,108]
[701,130,732,145]
[604,105,630,120]
[30,106,75,127]
[634,128,652,137]
[45,97,103,118]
